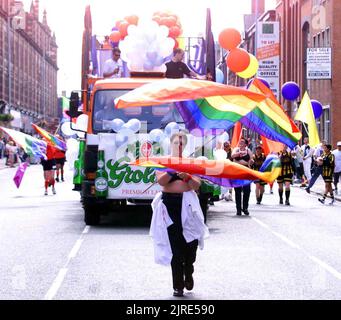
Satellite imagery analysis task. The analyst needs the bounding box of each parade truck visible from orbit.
[68,6,218,225]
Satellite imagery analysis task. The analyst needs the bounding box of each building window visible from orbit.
[317,33,321,47]
[326,28,330,47]
[321,106,331,143]
[321,31,325,47]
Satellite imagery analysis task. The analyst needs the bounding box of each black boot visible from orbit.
[279,190,283,204]
[285,190,290,206]
[256,196,261,204]
[259,193,263,204]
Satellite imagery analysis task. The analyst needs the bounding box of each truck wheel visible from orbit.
[84,203,101,226]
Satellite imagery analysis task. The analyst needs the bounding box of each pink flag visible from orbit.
[13,162,28,189]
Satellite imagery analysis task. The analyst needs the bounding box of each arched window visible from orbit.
[302,21,310,93]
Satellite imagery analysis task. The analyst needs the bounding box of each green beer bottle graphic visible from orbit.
[95,150,108,197]
[73,139,86,186]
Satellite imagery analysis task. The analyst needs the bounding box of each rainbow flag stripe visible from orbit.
[131,156,281,185]
[32,123,67,151]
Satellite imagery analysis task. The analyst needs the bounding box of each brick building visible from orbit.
[230,0,340,147]
[0,0,58,132]
[275,0,340,146]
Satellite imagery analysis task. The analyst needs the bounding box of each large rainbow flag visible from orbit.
[31,123,67,151]
[115,78,301,148]
[131,155,281,185]
[245,79,301,148]
[0,127,47,159]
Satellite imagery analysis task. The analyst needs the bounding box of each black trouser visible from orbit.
[234,185,251,212]
[162,192,199,290]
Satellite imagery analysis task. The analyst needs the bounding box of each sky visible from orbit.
[22,0,276,96]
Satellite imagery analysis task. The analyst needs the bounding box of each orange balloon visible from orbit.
[115,19,125,29]
[218,28,241,51]
[226,48,251,73]
[125,15,138,25]
[119,21,129,39]
[167,16,177,27]
[169,25,181,38]
[160,17,169,25]
[109,31,121,43]
[152,15,161,25]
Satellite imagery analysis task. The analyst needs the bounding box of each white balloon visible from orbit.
[126,118,141,133]
[111,118,124,132]
[61,122,77,136]
[127,25,137,36]
[196,156,208,161]
[157,25,169,39]
[165,122,180,136]
[76,114,88,131]
[149,129,164,143]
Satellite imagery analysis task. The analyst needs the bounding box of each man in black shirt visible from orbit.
[165,48,204,79]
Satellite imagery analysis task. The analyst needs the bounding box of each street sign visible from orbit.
[307,48,332,79]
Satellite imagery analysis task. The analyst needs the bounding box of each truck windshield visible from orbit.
[93,89,183,133]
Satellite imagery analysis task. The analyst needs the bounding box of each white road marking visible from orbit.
[44,226,90,300]
[68,239,84,259]
[252,217,341,281]
[44,268,68,301]
[309,255,341,280]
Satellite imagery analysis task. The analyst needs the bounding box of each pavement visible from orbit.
[1,164,341,300]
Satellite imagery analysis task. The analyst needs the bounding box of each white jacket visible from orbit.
[150,191,209,266]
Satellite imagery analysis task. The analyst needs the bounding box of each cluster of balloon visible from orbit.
[118,19,177,72]
[107,118,141,147]
[60,114,88,138]
[151,11,183,50]
[219,28,259,79]
[110,15,139,45]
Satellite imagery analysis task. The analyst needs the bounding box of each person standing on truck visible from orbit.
[165,48,205,80]
[103,47,123,78]
[152,132,207,298]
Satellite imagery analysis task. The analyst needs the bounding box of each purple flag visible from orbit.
[13,162,28,189]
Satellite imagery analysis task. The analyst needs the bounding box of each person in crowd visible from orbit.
[223,141,233,201]
[251,145,266,204]
[5,140,18,167]
[154,132,203,297]
[103,47,123,78]
[301,137,314,187]
[277,146,294,206]
[332,141,341,195]
[165,48,205,79]
[55,136,66,182]
[305,140,327,193]
[231,138,253,215]
[41,141,57,195]
[318,144,335,205]
[292,143,304,183]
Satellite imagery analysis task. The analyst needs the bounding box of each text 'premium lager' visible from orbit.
[95,150,108,197]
